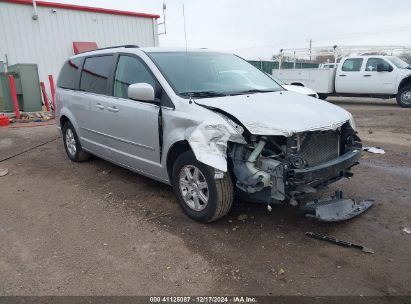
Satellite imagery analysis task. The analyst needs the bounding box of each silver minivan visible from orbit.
[56,46,372,223]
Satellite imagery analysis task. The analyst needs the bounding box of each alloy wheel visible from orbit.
[65,128,77,156]
[401,90,411,105]
[178,165,209,211]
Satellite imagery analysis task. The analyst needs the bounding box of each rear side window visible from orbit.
[113,55,157,99]
[341,58,363,72]
[80,55,113,94]
[57,57,82,90]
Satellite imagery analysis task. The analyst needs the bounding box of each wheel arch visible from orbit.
[58,108,80,134]
[60,115,70,128]
[166,140,192,181]
[398,76,411,91]
[290,82,304,87]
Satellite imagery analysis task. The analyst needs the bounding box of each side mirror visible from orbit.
[128,83,155,102]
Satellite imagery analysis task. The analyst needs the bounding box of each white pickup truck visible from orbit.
[272,55,411,107]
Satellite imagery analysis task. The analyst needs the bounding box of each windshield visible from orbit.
[387,56,409,69]
[148,52,283,97]
[268,74,285,85]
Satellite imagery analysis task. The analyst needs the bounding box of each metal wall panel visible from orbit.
[0,2,158,95]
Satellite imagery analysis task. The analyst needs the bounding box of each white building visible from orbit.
[0,0,160,89]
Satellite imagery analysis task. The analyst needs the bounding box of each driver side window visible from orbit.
[365,58,392,72]
[114,55,157,99]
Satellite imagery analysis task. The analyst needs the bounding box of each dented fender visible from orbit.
[185,118,246,172]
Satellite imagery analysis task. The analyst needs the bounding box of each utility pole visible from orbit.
[309,38,312,61]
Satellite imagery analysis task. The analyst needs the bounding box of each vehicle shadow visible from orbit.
[87,153,353,233]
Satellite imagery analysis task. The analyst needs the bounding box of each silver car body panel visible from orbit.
[194,91,351,136]
[56,47,353,184]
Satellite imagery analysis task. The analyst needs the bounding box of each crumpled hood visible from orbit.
[195,91,351,136]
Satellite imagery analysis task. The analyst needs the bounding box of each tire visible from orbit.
[62,121,90,162]
[396,85,411,108]
[318,94,328,100]
[172,151,233,223]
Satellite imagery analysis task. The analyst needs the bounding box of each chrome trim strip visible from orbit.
[81,127,155,151]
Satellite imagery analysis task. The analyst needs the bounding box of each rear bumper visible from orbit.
[290,148,361,183]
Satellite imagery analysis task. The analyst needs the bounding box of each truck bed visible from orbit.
[273,68,336,94]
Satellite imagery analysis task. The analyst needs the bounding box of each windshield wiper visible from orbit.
[179,91,227,98]
[230,89,278,95]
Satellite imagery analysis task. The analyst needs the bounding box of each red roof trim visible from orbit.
[0,0,160,19]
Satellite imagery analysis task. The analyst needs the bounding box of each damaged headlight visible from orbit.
[216,113,244,135]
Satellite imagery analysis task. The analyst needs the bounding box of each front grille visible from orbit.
[299,131,339,167]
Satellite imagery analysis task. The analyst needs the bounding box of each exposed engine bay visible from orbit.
[228,122,362,205]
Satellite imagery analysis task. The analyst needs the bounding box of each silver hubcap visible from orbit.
[65,128,77,156]
[401,90,411,104]
[179,165,209,211]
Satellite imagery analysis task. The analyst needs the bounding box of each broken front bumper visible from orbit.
[290,148,361,183]
[302,191,374,222]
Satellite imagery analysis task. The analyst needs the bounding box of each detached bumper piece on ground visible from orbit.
[305,232,375,254]
[302,190,374,222]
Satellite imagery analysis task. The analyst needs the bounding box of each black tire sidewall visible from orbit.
[172,151,219,222]
[397,86,411,108]
[62,121,82,161]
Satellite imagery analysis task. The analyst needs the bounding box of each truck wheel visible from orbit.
[397,86,411,108]
[62,121,90,162]
[172,151,233,223]
[318,94,328,100]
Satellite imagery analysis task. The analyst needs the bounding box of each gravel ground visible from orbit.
[0,97,410,296]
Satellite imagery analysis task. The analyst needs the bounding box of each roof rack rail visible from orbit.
[96,45,139,51]
[75,44,140,55]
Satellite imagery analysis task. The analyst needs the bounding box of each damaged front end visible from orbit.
[228,122,373,221]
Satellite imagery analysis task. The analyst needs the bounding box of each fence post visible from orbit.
[40,82,50,112]
[48,74,56,111]
[8,75,21,119]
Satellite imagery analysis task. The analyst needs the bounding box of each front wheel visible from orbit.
[172,151,233,223]
[396,86,411,108]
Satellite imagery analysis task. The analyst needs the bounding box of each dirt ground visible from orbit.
[0,97,410,296]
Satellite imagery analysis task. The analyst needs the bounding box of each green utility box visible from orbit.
[0,72,15,112]
[7,64,42,112]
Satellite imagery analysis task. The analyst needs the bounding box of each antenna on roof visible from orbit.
[182,3,192,103]
[158,2,167,35]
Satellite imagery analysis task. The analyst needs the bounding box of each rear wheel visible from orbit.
[62,121,90,162]
[396,86,411,108]
[172,151,233,223]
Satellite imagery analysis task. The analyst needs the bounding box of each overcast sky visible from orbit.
[59,0,411,60]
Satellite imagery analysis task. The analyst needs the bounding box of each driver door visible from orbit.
[103,54,162,177]
[361,58,396,94]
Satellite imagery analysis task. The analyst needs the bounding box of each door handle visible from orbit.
[363,74,372,77]
[107,106,119,113]
[95,103,104,110]
[338,74,347,77]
